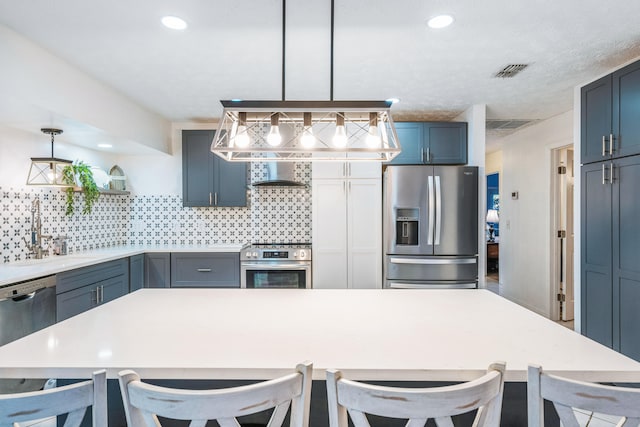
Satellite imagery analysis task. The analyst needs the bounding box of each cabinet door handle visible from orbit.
[610,162,614,185]
[342,163,346,177]
[348,163,352,177]
[197,268,212,272]
[99,285,104,303]
[609,133,614,155]
[348,181,351,192]
[421,148,425,163]
[602,135,606,157]
[602,163,606,185]
[209,192,212,206]
[91,288,98,304]
[426,147,431,163]
[214,192,218,206]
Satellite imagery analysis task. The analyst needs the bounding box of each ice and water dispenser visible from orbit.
[395,208,419,245]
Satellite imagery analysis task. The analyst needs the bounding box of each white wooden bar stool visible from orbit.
[118,361,312,427]
[528,364,640,427]
[0,370,107,427]
[326,362,506,427]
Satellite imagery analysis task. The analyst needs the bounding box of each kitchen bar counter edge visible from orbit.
[0,244,245,286]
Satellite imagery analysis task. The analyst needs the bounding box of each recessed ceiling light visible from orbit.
[97,143,112,148]
[161,16,188,30]
[386,98,400,105]
[427,14,454,29]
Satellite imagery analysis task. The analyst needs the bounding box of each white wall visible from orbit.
[486,151,503,176]
[0,24,170,154]
[496,110,573,316]
[115,122,219,195]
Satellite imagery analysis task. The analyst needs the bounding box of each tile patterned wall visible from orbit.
[1,163,312,264]
[1,187,129,263]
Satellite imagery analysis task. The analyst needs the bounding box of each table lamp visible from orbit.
[486,209,499,242]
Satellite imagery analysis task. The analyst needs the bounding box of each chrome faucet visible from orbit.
[23,197,51,259]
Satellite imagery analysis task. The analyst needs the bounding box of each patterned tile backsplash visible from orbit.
[1,163,311,264]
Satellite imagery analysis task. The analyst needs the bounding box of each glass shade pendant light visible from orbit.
[300,112,316,148]
[26,128,74,187]
[332,113,348,148]
[366,112,381,147]
[234,112,250,147]
[267,113,282,146]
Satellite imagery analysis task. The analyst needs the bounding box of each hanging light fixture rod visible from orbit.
[41,128,63,158]
[330,0,335,101]
[281,0,286,101]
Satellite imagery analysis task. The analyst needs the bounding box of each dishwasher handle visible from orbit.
[0,275,56,302]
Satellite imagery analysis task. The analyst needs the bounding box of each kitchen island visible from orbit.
[1,289,639,425]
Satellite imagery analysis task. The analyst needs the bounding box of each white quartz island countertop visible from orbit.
[0,244,245,286]
[0,289,639,383]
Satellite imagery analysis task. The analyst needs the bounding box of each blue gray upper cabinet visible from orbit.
[388,122,467,165]
[581,60,640,164]
[182,130,247,207]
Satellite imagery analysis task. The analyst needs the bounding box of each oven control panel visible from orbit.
[264,251,288,259]
[242,247,311,261]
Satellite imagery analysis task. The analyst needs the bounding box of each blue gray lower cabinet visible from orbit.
[170,252,240,288]
[129,254,144,292]
[581,155,640,361]
[56,258,129,322]
[144,253,171,288]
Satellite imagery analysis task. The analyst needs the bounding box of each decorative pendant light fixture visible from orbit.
[210,0,401,162]
[26,128,74,186]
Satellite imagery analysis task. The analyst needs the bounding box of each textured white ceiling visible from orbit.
[1,0,640,145]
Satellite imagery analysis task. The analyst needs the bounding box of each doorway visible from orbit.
[486,172,500,286]
[551,146,574,322]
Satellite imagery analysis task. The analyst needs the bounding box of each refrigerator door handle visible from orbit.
[387,282,477,289]
[428,176,434,245]
[435,175,442,245]
[389,257,477,265]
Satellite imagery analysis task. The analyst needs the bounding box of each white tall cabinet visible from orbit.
[312,162,382,289]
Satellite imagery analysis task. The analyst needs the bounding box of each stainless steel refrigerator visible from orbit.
[383,165,479,289]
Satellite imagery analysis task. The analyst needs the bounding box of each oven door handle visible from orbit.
[241,263,310,269]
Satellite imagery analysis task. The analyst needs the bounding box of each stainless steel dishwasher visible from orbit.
[0,274,56,393]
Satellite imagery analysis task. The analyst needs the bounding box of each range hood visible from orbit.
[252,162,306,187]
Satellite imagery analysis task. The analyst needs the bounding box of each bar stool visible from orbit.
[118,361,312,427]
[0,370,107,427]
[326,362,506,427]
[528,364,640,427]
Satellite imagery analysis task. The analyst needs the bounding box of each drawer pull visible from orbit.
[197,268,212,272]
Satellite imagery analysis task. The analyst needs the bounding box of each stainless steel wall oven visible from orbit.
[241,244,311,288]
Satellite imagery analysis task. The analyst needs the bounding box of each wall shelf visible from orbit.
[70,187,130,195]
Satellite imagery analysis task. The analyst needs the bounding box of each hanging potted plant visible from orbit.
[62,161,100,216]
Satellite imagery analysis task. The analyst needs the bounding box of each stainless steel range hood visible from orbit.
[252,162,305,187]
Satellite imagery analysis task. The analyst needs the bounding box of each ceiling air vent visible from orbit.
[486,119,534,130]
[494,64,529,78]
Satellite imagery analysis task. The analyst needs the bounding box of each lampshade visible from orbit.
[210,100,401,162]
[26,128,74,187]
[486,209,499,223]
